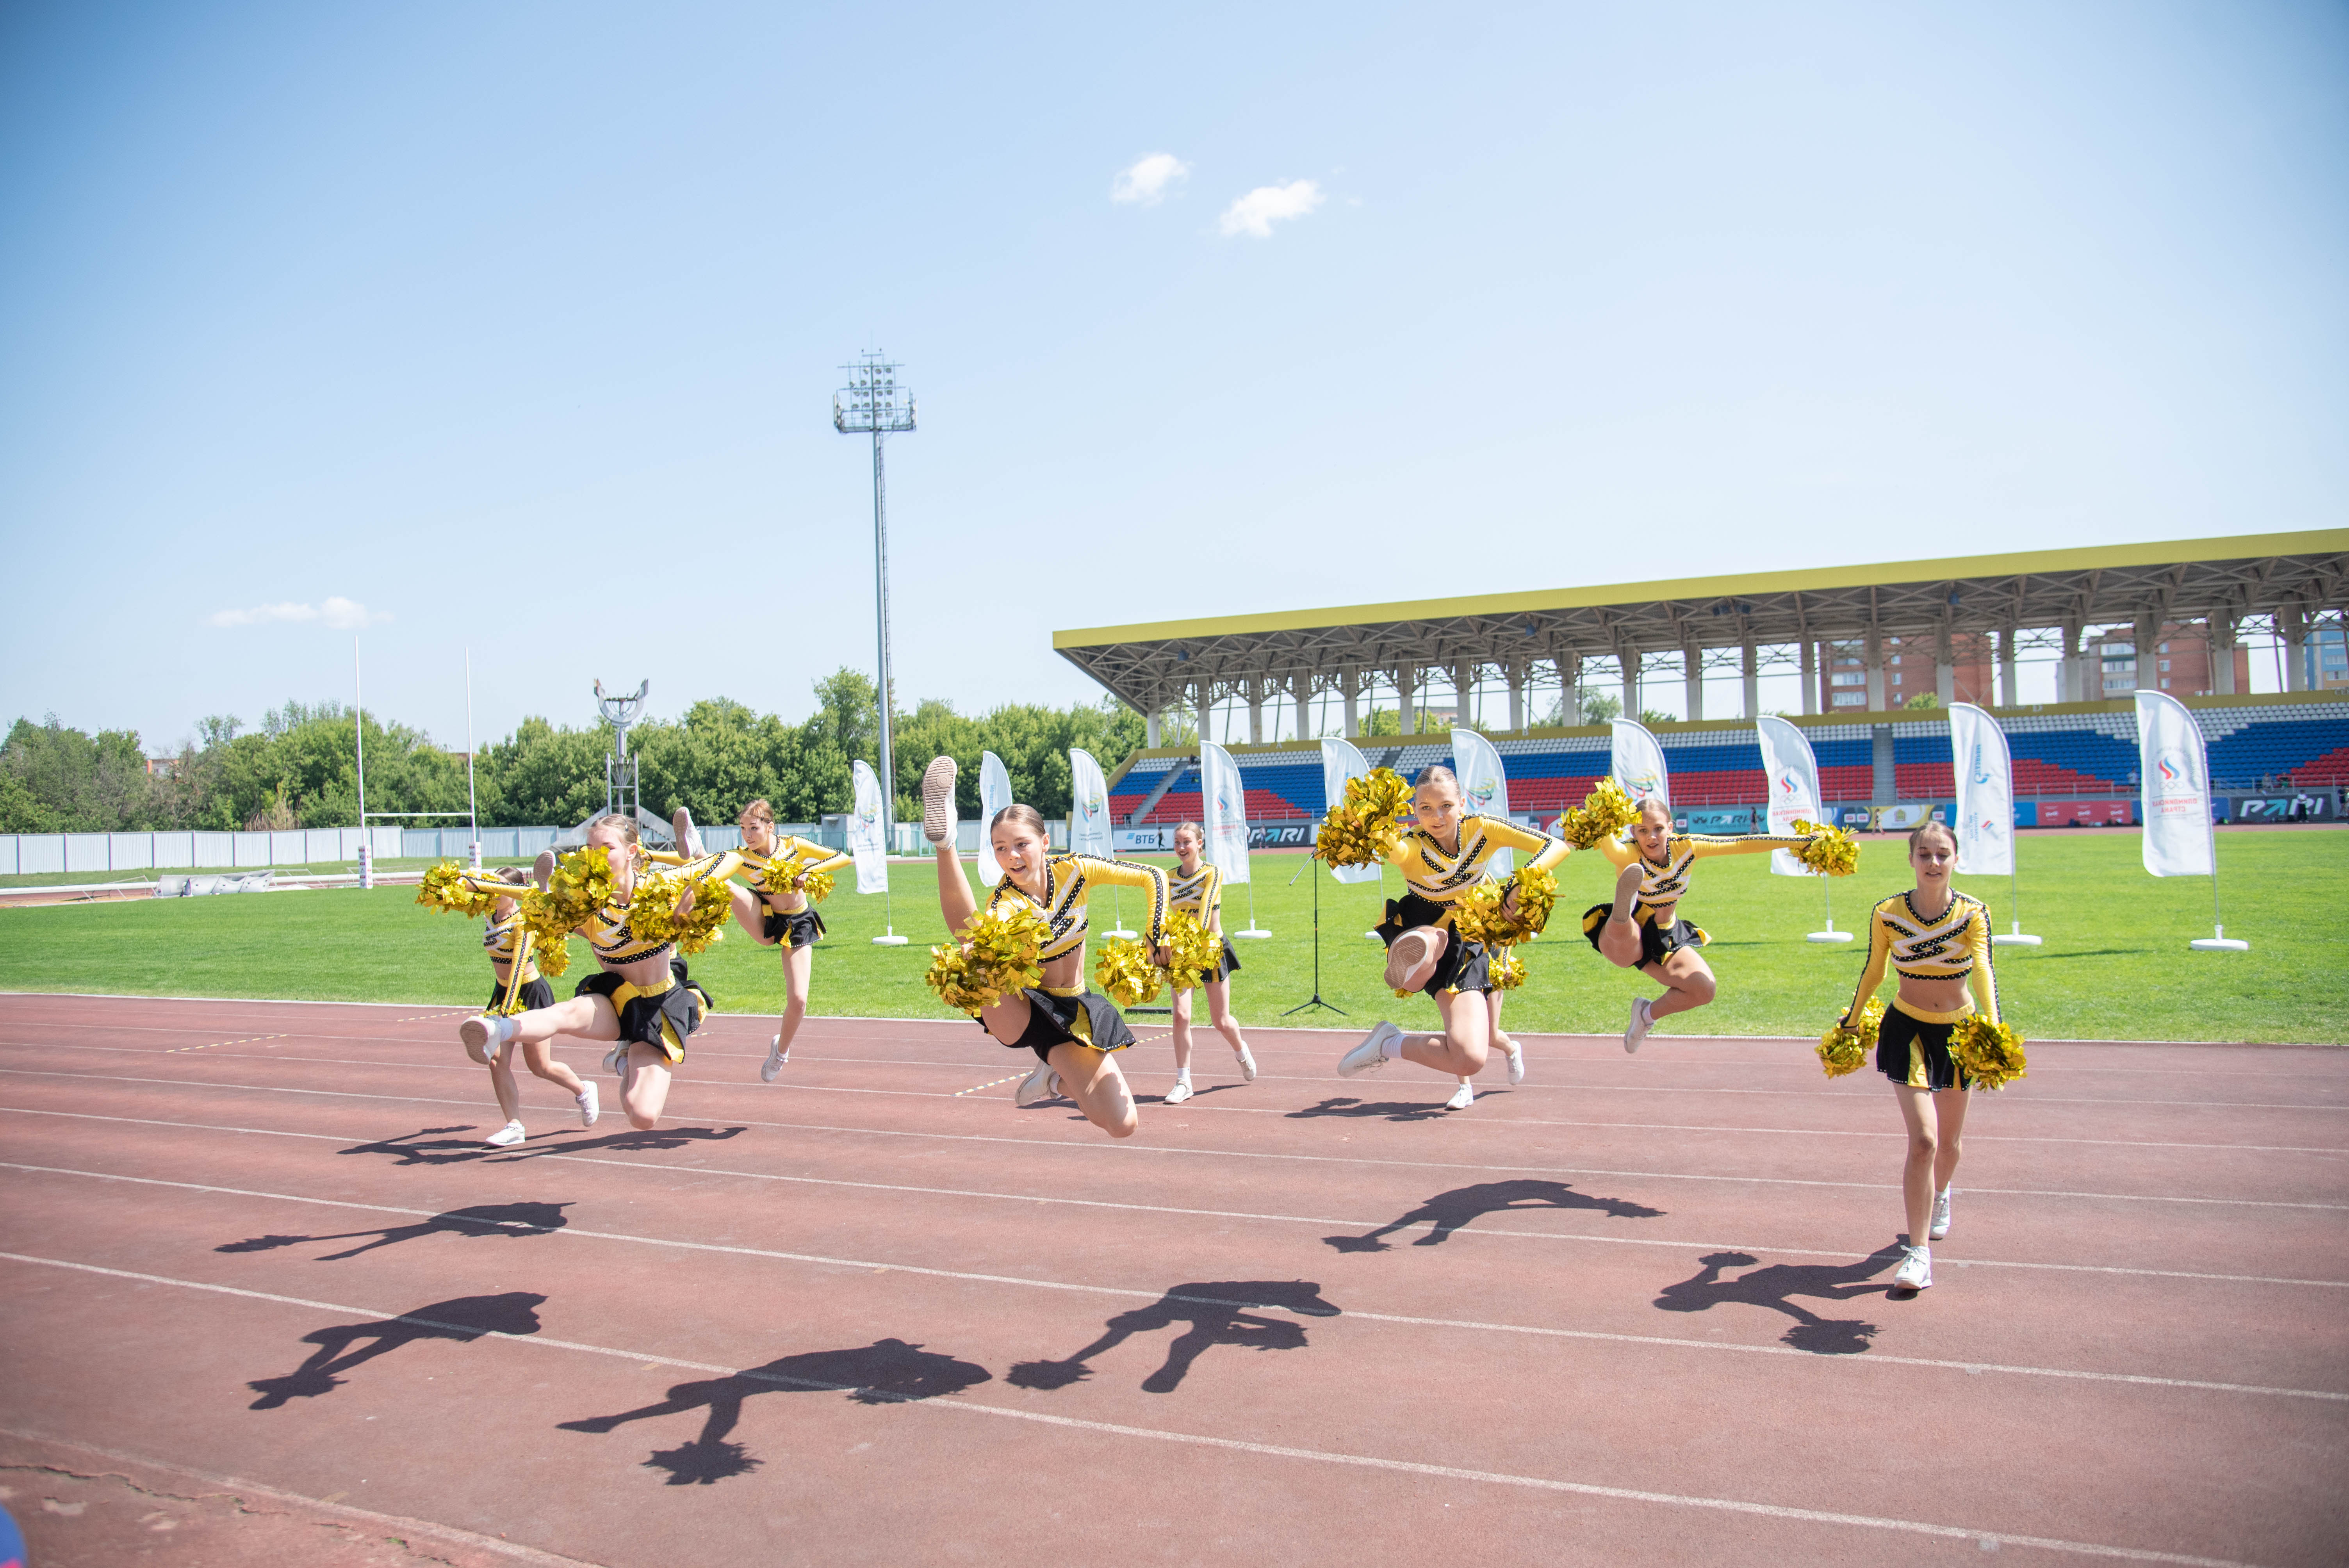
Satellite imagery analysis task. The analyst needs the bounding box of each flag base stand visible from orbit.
[1104,928,1138,939]
[1233,927,1273,940]
[2190,924,2249,952]
[1993,933,2043,948]
[872,928,909,947]
[1364,930,1383,940]
[1806,922,1853,945]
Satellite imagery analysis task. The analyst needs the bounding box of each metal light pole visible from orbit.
[595,679,649,830]
[834,352,915,851]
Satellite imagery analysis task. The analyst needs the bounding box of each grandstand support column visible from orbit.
[1682,641,1704,722]
[2281,602,2309,691]
[2209,614,2238,696]
[1619,644,1640,721]
[1340,667,1361,737]
[1451,661,1476,731]
[1865,629,1886,711]
[1506,660,1526,732]
[1397,664,1417,736]
[1292,672,1312,743]
[1936,623,1956,708]
[1800,639,1817,716]
[1557,650,1582,725]
[1146,709,1160,747]
[1741,640,1759,720]
[1247,679,1265,744]
[2134,611,2162,696]
[1999,627,2018,708]
[2059,618,2083,703]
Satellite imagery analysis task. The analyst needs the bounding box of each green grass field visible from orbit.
[2,831,2341,1043]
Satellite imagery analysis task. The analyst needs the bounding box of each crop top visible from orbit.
[1841,891,2000,1025]
[582,851,742,967]
[1600,829,1817,907]
[983,854,1170,962]
[743,836,853,900]
[1383,814,1570,905]
[1168,862,1222,922]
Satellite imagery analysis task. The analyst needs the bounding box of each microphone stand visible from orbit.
[1283,852,1346,1018]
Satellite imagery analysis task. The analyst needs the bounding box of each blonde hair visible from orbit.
[741,798,775,826]
[1173,820,1204,846]
[1414,764,1460,794]
[585,812,640,849]
[1636,796,1673,825]
[493,866,531,886]
[991,803,1050,839]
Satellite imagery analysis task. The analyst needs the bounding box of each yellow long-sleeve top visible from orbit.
[1599,830,1816,908]
[742,836,853,898]
[582,851,742,966]
[984,853,1170,963]
[1384,815,1570,909]
[1168,862,1222,925]
[1842,891,2000,1026]
[482,909,536,974]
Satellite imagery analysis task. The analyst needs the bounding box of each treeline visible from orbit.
[0,669,1144,834]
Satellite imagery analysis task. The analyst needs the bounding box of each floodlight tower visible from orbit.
[595,679,649,824]
[834,352,916,848]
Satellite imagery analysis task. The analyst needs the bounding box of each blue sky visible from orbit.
[2,1,2343,750]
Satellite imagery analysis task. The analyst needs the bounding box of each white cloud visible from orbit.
[1217,179,1325,239]
[1111,152,1190,206]
[208,597,391,630]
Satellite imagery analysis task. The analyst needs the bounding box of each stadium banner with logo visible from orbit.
[975,750,1015,887]
[1198,742,1252,886]
[1610,719,1670,808]
[1449,728,1514,878]
[1754,716,1824,877]
[2224,792,2335,823]
[1947,703,2014,877]
[1319,738,1382,884]
[848,761,889,894]
[1068,748,1113,859]
[2135,690,2214,877]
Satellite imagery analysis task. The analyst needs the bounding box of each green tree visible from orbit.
[1904,692,1941,709]
[1576,690,1624,724]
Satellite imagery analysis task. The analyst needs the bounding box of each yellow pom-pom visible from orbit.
[529,932,571,980]
[627,869,733,955]
[516,846,613,960]
[1818,996,1885,1078]
[1952,1015,2028,1091]
[415,862,504,918]
[1161,911,1220,993]
[1093,937,1163,1009]
[1488,948,1527,990]
[763,855,836,904]
[1556,778,1640,850]
[925,903,1052,1015]
[1314,767,1413,868]
[1450,865,1559,948]
[1791,820,1860,877]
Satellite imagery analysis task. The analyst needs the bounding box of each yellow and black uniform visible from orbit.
[483,907,553,1014]
[571,856,728,1063]
[1169,861,1241,985]
[982,854,1172,1062]
[1843,891,2000,1091]
[1376,815,1572,997]
[1583,827,1818,966]
[745,836,852,950]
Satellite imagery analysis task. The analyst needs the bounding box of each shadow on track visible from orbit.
[246,1292,544,1409]
[1652,1247,1907,1354]
[217,1201,571,1260]
[339,1125,745,1167]
[1324,1179,1665,1253]
[1285,1096,1460,1123]
[1007,1281,1340,1396]
[558,1339,991,1485]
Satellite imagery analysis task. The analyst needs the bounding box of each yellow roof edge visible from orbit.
[1052,529,2349,649]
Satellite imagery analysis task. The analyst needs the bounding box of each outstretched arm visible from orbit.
[1479,817,1573,876]
[1079,856,1171,946]
[778,836,854,879]
[1686,831,1816,861]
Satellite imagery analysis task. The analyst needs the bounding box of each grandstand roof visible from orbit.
[1054,529,2349,713]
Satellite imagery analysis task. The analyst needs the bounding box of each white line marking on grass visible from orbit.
[0,1251,2288,1566]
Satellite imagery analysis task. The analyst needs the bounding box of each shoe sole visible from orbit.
[459,1017,494,1052]
[1383,930,1441,992]
[921,757,959,844]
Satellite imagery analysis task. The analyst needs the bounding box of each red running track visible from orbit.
[0,992,2342,1567]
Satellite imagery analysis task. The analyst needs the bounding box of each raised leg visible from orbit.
[622,1043,675,1130]
[1641,948,1716,1020]
[1395,987,1493,1076]
[1047,1042,1139,1138]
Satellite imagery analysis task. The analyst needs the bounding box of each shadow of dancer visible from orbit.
[1653,1247,1908,1355]
[340,1125,745,1167]
[217,1201,571,1260]
[246,1292,544,1409]
[1007,1281,1340,1395]
[1286,1097,1450,1123]
[1324,1179,1665,1254]
[558,1338,991,1486]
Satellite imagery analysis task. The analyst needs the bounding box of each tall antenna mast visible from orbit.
[595,679,649,828]
[834,351,916,848]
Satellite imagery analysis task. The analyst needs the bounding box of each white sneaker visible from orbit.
[1338,1021,1403,1077]
[921,756,959,845]
[576,1082,599,1128]
[1623,996,1654,1054]
[1014,1062,1062,1107]
[485,1121,526,1148]
[1165,1079,1194,1105]
[672,806,704,859]
[601,1044,627,1078]
[761,1034,788,1083]
[1500,1037,1525,1085]
[1235,1045,1257,1082]
[1891,1245,1932,1291]
[1446,1082,1475,1110]
[1930,1187,1953,1241]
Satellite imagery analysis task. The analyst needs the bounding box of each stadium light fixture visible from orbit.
[834,352,916,853]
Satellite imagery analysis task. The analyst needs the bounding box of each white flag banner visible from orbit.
[1450,727,1515,878]
[1755,716,1824,877]
[1319,738,1381,884]
[1947,703,2015,877]
[1068,748,1113,859]
[975,750,1015,887]
[1611,719,1670,808]
[1198,741,1251,886]
[2136,690,2215,878]
[848,760,889,895]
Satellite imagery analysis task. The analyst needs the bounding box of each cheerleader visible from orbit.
[920,757,1171,1139]
[1586,799,1826,1052]
[1839,820,2001,1293]
[673,802,851,1082]
[1334,766,1566,1101]
[458,814,726,1132]
[1163,822,1257,1104]
[469,869,597,1147]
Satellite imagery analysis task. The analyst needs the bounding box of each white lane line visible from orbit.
[11,1149,2349,1319]
[7,1102,2343,1218]
[0,1251,2282,1567]
[0,1425,594,1566]
[6,1063,2342,1157]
